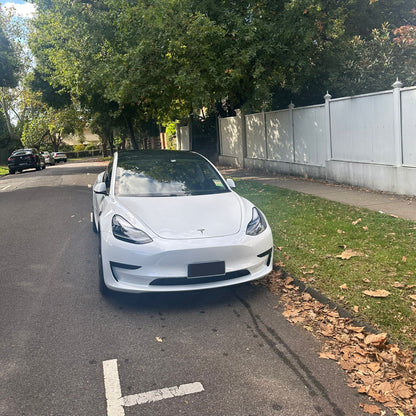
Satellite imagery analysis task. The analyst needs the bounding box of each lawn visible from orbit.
[0,166,8,176]
[235,179,416,350]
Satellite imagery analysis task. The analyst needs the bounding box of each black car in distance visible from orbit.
[8,149,46,174]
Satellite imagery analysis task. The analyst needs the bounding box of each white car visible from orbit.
[92,150,273,295]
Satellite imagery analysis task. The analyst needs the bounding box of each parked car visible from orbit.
[40,151,55,165]
[51,152,67,163]
[8,149,46,174]
[92,150,273,295]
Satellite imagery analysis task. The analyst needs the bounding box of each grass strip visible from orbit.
[0,166,9,176]
[235,179,416,350]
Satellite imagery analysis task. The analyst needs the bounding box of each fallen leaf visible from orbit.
[392,282,405,288]
[364,333,387,347]
[360,403,381,414]
[336,249,364,260]
[409,295,416,301]
[340,283,348,290]
[156,337,163,343]
[402,256,407,263]
[319,352,337,360]
[363,226,369,231]
[352,218,362,225]
[390,214,399,218]
[363,290,390,298]
[354,305,359,313]
[391,380,413,399]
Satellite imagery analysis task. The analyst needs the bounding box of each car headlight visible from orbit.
[112,215,153,244]
[246,207,267,236]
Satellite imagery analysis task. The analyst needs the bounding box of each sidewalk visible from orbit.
[219,167,416,222]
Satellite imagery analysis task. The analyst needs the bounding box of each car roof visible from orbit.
[117,150,204,163]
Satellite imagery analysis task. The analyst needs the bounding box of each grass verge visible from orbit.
[235,179,416,350]
[0,166,8,176]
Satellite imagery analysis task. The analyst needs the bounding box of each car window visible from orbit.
[12,150,32,156]
[115,154,229,197]
[104,161,113,193]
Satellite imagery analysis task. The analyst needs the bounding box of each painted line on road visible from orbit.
[103,359,204,416]
[122,382,205,407]
[1,185,11,191]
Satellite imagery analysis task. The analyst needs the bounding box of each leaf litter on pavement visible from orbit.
[262,269,416,416]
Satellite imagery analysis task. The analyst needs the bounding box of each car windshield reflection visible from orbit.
[115,153,229,197]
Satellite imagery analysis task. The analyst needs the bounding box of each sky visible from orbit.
[1,0,37,17]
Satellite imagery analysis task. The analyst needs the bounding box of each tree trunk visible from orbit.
[125,117,139,150]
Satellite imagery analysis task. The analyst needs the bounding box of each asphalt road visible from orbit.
[0,161,377,416]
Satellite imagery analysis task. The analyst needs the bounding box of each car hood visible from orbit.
[117,192,243,239]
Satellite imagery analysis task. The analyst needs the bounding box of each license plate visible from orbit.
[188,261,225,278]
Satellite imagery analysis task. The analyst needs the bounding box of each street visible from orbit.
[0,161,373,416]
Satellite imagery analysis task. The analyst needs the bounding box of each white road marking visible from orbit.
[122,382,205,407]
[1,185,11,191]
[90,212,93,223]
[103,359,124,416]
[102,359,204,416]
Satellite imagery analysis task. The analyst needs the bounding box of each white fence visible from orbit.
[219,81,416,196]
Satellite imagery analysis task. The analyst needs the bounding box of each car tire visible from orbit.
[98,237,111,296]
[42,164,46,170]
[18,169,22,173]
[36,162,41,171]
[9,169,15,174]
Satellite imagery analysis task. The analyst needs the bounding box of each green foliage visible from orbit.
[164,121,178,150]
[73,143,86,152]
[0,25,19,88]
[29,0,416,125]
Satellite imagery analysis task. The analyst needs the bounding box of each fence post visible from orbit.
[239,109,247,168]
[263,111,269,160]
[324,92,332,162]
[288,102,295,162]
[392,79,403,166]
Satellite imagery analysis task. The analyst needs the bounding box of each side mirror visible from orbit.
[226,178,236,189]
[93,182,107,195]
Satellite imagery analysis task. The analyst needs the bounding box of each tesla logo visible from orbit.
[197,229,205,235]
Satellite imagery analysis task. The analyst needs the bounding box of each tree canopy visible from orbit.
[2,0,415,151]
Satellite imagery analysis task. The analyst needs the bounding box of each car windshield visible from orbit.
[115,151,230,197]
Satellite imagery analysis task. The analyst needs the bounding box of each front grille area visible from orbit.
[149,269,250,286]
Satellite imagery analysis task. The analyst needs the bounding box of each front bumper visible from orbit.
[100,230,273,293]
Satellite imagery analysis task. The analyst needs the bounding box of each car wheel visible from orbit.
[9,169,15,174]
[18,169,22,173]
[36,162,41,171]
[98,237,111,296]
[42,164,46,170]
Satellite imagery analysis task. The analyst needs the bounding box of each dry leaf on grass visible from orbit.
[352,218,362,225]
[363,290,391,298]
[336,249,364,260]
